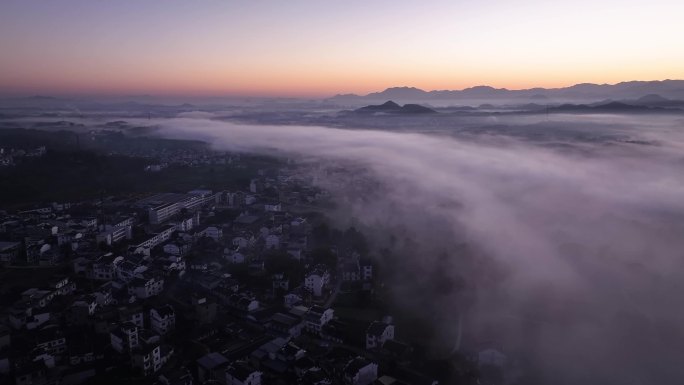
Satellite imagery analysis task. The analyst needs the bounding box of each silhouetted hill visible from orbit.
[353,101,437,114]
[626,94,684,108]
[548,101,675,113]
[636,94,670,104]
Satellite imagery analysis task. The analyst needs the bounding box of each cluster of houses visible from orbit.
[0,164,448,385]
[0,145,47,167]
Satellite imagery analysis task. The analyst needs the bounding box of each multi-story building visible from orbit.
[128,275,164,299]
[304,266,330,297]
[304,306,334,335]
[136,225,176,249]
[110,322,139,354]
[150,305,176,335]
[132,343,162,376]
[148,202,180,225]
[365,321,394,349]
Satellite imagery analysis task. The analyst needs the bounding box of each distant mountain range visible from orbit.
[329,80,684,104]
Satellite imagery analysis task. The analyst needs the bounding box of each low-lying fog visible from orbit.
[154,112,684,385]
[3,104,684,384]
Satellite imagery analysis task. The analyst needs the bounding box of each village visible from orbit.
[0,150,456,385]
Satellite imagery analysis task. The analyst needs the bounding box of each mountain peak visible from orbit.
[380,100,401,108]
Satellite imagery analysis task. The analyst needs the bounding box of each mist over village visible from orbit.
[1,1,684,385]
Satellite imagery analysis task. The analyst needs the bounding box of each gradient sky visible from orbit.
[1,0,683,97]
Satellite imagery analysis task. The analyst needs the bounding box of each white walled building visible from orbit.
[304,267,330,297]
[343,357,378,385]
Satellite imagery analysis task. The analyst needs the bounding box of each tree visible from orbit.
[311,247,337,269]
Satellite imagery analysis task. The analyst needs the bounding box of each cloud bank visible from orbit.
[158,115,684,384]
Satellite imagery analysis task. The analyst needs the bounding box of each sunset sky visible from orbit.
[1,0,683,97]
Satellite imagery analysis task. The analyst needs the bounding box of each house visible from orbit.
[132,343,162,376]
[172,211,199,232]
[158,367,194,385]
[35,325,67,356]
[9,305,50,330]
[249,179,262,193]
[304,266,330,297]
[304,306,334,335]
[22,288,55,308]
[163,241,191,256]
[366,321,394,349]
[249,337,288,369]
[225,293,259,314]
[160,254,186,276]
[14,362,49,385]
[117,257,149,282]
[272,273,289,291]
[227,191,247,208]
[191,296,218,325]
[264,202,282,212]
[300,367,332,385]
[360,259,373,281]
[110,322,140,353]
[283,293,303,309]
[226,362,262,385]
[0,241,20,265]
[90,253,124,280]
[268,313,304,338]
[72,294,98,316]
[196,352,229,384]
[47,276,74,296]
[379,340,413,363]
[265,234,280,249]
[67,337,97,366]
[225,248,246,264]
[198,226,223,241]
[96,226,128,246]
[119,306,145,328]
[343,357,378,385]
[342,261,361,282]
[150,305,176,335]
[286,248,303,261]
[128,275,164,299]
[232,233,255,249]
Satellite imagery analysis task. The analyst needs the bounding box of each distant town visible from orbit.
[0,132,479,385]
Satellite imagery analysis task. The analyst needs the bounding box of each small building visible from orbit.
[196,352,229,384]
[366,321,394,349]
[226,361,262,385]
[343,357,378,385]
[304,306,334,335]
[304,266,330,297]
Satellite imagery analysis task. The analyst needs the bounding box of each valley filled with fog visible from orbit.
[3,98,684,384]
[153,109,684,384]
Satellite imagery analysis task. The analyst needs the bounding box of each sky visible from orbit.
[1,0,683,97]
